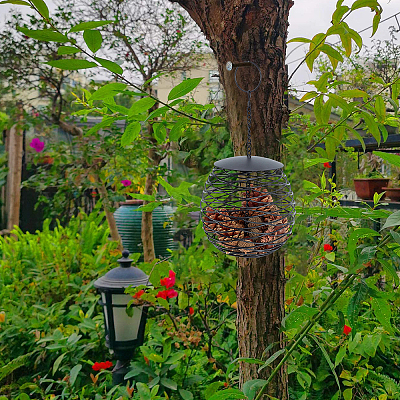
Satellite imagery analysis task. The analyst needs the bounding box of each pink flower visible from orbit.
[121,180,132,187]
[29,138,45,153]
[160,270,176,288]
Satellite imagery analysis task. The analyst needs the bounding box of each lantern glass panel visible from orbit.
[101,293,143,341]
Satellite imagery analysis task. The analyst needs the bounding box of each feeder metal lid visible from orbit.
[214,156,283,172]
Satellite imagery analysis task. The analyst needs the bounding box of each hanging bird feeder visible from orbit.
[201,61,295,258]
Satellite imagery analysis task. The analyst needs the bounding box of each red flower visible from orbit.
[343,325,352,335]
[176,29,181,33]
[160,270,176,288]
[133,289,145,299]
[166,289,178,298]
[156,290,168,300]
[92,361,113,371]
[189,307,194,316]
[323,244,333,252]
[156,289,178,299]
[323,162,332,168]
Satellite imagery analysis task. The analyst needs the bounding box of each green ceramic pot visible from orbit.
[114,200,177,259]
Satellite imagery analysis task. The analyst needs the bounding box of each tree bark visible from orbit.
[169,1,290,397]
[6,104,24,232]
[94,174,123,250]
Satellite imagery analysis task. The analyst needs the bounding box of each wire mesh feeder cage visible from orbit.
[201,156,295,258]
[200,61,295,258]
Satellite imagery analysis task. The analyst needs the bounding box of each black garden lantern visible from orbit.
[94,250,149,384]
[201,62,295,258]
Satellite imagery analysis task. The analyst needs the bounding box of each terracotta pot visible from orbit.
[382,187,400,202]
[353,178,390,200]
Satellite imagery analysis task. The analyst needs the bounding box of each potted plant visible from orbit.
[353,153,389,200]
[382,173,400,202]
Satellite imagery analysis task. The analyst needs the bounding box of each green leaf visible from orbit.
[169,118,189,141]
[373,151,400,168]
[320,44,343,62]
[371,297,393,333]
[379,257,399,286]
[372,12,381,36]
[382,210,400,230]
[282,306,319,331]
[351,0,380,10]
[179,389,194,400]
[94,57,123,74]
[137,202,162,212]
[160,378,177,390]
[300,91,318,102]
[314,95,324,125]
[362,111,381,145]
[332,5,350,24]
[325,136,336,160]
[347,228,380,265]
[69,364,82,386]
[145,106,168,121]
[168,78,203,101]
[129,193,155,202]
[208,389,245,400]
[153,123,167,144]
[0,0,30,5]
[46,59,97,70]
[136,382,151,400]
[121,122,141,146]
[362,334,381,357]
[335,344,347,366]
[339,89,368,99]
[343,388,352,400]
[204,382,225,400]
[347,280,369,330]
[287,37,312,44]
[129,97,156,117]
[327,263,348,273]
[30,0,49,19]
[347,127,366,152]
[53,352,67,375]
[258,349,285,372]
[104,102,129,115]
[311,336,341,393]
[304,158,331,169]
[69,20,113,33]
[17,27,68,43]
[306,49,321,72]
[83,30,102,53]
[242,379,267,400]
[86,117,115,135]
[57,46,80,55]
[91,83,127,101]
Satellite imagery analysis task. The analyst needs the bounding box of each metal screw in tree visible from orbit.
[200,61,295,258]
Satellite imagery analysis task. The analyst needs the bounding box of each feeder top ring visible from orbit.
[214,155,284,172]
[233,61,262,93]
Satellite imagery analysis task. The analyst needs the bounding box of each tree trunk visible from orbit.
[6,105,24,232]
[169,1,290,397]
[141,98,162,263]
[95,175,123,250]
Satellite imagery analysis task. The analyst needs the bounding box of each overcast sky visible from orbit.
[1,0,399,92]
[287,0,399,91]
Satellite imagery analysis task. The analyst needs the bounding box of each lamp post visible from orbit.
[94,250,149,385]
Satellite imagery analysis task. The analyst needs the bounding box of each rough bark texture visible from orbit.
[95,175,123,250]
[6,106,24,232]
[169,1,290,397]
[141,119,162,263]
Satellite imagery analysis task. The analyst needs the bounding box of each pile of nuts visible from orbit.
[203,187,290,254]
